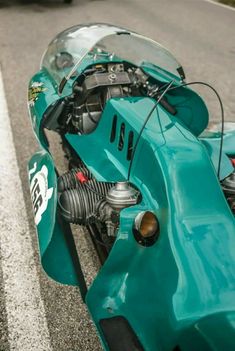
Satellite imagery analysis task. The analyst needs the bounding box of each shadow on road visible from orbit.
[0,0,98,10]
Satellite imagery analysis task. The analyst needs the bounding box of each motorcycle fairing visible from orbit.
[26,22,235,351]
[65,89,209,183]
[64,94,235,349]
[80,101,235,350]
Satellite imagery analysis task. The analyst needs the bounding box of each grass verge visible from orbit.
[219,0,235,6]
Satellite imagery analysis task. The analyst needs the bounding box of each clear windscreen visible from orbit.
[41,24,185,92]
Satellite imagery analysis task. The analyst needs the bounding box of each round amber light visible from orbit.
[134,211,159,238]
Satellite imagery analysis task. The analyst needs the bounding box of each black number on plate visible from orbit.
[31,178,43,215]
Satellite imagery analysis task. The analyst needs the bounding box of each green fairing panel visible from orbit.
[28,149,82,286]
[179,312,235,350]
[66,97,235,350]
[66,97,166,182]
[28,71,84,286]
[66,88,209,182]
[28,69,72,148]
[89,127,235,350]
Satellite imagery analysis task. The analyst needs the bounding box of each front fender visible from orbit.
[28,149,87,297]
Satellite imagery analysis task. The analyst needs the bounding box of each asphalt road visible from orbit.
[0,0,234,350]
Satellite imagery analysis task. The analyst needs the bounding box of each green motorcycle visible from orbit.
[28,23,235,351]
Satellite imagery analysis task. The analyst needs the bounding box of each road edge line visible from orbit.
[0,67,53,351]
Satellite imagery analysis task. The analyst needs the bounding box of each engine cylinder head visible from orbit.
[57,166,92,192]
[58,179,113,224]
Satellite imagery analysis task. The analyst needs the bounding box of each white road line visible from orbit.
[203,0,235,11]
[0,68,52,351]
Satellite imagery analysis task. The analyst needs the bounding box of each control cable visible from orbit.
[127,80,225,180]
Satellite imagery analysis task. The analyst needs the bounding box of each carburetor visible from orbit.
[97,182,139,237]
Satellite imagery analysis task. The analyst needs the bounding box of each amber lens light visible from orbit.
[135,211,159,238]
